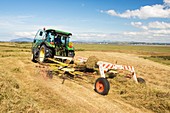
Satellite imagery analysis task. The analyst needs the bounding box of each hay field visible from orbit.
[75,43,170,65]
[0,42,170,113]
[74,44,170,55]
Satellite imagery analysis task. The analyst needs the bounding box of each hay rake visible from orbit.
[42,56,144,95]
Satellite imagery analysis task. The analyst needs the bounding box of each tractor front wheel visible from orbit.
[94,77,110,95]
[38,45,46,63]
[31,49,37,63]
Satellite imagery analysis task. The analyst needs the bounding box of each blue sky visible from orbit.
[0,0,170,42]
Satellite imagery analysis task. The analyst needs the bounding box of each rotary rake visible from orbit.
[43,55,145,95]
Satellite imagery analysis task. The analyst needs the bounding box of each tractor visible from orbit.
[31,29,145,96]
[31,28,75,63]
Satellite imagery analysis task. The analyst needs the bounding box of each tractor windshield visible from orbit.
[66,36,70,44]
[61,36,70,45]
[47,32,55,42]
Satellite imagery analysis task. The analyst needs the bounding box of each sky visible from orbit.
[0,0,170,43]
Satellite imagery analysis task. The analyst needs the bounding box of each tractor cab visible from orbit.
[45,29,74,56]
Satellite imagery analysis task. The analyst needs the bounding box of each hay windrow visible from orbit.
[85,56,99,69]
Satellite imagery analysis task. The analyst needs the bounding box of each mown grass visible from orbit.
[0,42,170,112]
[0,42,32,49]
[109,76,170,113]
[0,73,40,112]
[0,70,68,112]
[0,42,69,112]
[0,42,31,58]
[0,42,39,112]
[74,71,170,113]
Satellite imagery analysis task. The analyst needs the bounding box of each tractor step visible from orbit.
[54,55,73,61]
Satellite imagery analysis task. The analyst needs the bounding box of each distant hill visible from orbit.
[10,38,33,42]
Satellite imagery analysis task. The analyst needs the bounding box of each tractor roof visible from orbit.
[46,29,72,36]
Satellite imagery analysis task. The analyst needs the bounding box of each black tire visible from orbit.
[38,45,46,63]
[137,77,145,84]
[31,50,37,63]
[31,53,37,62]
[48,48,54,58]
[94,77,110,95]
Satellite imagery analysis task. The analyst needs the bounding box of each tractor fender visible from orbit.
[39,42,47,48]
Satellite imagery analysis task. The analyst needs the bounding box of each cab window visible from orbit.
[61,36,65,44]
[35,30,45,40]
[46,32,55,42]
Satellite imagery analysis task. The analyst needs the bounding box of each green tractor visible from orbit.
[31,28,75,63]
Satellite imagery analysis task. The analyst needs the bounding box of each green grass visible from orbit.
[74,44,170,66]
[143,56,170,65]
[74,44,170,55]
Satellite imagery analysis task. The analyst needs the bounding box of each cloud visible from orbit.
[164,0,170,5]
[73,32,123,42]
[130,21,170,30]
[131,21,170,30]
[102,3,170,19]
[14,31,36,38]
[13,25,79,39]
[148,21,170,29]
[149,29,170,35]
[124,29,170,36]
[124,21,170,42]
[123,29,170,39]
[73,29,170,43]
[102,10,117,16]
[131,22,148,30]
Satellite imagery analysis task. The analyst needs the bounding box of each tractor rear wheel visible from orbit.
[94,77,110,95]
[38,45,46,63]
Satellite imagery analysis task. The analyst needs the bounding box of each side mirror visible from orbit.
[33,39,36,43]
[39,31,43,36]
